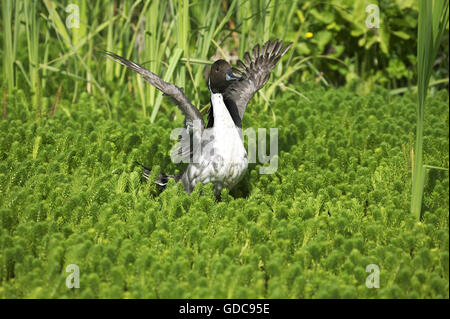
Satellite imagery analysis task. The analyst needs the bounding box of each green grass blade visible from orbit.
[411,0,449,220]
[2,0,16,94]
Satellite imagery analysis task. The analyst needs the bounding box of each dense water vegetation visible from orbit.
[0,84,448,298]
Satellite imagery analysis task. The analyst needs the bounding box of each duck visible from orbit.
[103,39,292,196]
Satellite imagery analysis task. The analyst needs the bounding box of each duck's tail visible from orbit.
[135,161,175,187]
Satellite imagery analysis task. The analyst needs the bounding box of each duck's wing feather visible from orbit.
[103,51,204,163]
[103,51,204,129]
[223,39,293,120]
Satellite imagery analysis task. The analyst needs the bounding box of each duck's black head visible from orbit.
[209,59,241,93]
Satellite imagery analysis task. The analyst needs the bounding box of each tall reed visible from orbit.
[2,0,299,120]
[411,0,449,220]
[24,0,40,108]
[2,0,20,95]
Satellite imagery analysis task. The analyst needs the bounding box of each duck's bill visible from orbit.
[226,69,242,81]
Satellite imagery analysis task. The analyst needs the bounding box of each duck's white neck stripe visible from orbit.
[211,92,235,128]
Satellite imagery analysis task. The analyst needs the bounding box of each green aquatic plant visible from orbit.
[0,84,448,298]
[4,1,442,123]
[411,0,449,220]
[2,0,21,95]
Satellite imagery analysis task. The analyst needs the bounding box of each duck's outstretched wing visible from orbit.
[103,51,204,163]
[102,51,204,129]
[223,39,293,120]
